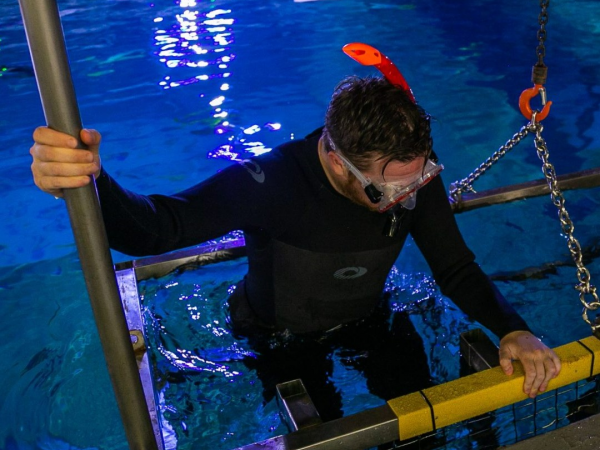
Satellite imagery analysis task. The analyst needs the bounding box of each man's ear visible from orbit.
[325,150,346,177]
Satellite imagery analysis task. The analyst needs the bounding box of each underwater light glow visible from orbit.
[204,19,234,26]
[189,44,208,54]
[180,32,198,41]
[178,10,198,21]
[265,122,281,130]
[178,23,198,33]
[155,35,178,44]
[206,9,232,18]
[209,96,225,107]
[243,141,272,156]
[243,125,260,135]
[186,60,209,67]
[208,144,239,161]
[159,49,184,57]
[213,33,232,46]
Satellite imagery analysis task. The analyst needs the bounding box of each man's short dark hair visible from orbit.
[323,76,433,171]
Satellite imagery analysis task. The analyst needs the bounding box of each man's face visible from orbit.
[339,156,427,211]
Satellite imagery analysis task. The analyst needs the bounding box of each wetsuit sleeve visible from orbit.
[94,157,285,256]
[409,175,531,339]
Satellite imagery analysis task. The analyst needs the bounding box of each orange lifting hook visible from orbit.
[519,84,553,121]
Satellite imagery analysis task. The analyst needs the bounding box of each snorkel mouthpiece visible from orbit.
[365,183,384,204]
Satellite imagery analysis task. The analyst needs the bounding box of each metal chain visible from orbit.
[449,125,532,201]
[531,117,600,332]
[450,116,600,333]
[450,0,550,200]
[537,0,549,66]
[450,0,599,333]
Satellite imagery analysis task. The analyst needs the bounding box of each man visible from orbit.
[30,76,560,425]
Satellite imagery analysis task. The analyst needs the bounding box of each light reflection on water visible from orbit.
[152,2,283,162]
[139,261,282,449]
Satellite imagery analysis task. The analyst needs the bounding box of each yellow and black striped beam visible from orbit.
[388,336,600,440]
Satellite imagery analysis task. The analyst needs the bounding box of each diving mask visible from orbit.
[334,148,443,212]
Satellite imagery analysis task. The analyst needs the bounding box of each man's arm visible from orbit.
[29,127,279,256]
[30,127,227,255]
[410,175,561,397]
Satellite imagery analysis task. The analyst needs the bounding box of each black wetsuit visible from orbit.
[96,128,529,422]
[98,128,528,336]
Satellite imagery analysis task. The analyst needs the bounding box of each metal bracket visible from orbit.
[276,379,323,432]
[130,329,146,368]
[460,329,500,373]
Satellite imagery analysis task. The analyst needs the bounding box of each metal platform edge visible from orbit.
[115,237,247,281]
[116,267,166,450]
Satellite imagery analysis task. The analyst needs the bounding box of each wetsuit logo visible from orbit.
[333,266,368,279]
[239,159,265,183]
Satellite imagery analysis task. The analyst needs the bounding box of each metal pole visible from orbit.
[18,1,159,449]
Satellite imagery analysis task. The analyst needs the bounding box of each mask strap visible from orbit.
[331,145,384,204]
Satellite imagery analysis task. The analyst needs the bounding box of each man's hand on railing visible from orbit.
[499,330,562,398]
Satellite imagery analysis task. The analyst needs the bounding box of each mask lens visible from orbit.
[377,160,443,212]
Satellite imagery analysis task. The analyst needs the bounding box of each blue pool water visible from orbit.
[1,0,599,448]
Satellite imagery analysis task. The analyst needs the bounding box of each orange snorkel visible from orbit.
[342,42,416,104]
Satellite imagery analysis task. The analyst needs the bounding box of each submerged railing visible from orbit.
[449,167,600,213]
